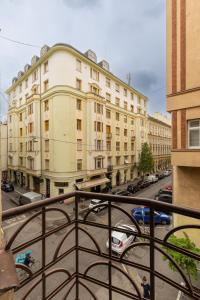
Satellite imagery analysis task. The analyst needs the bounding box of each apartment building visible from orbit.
[148,113,171,171]
[167,0,200,243]
[6,44,148,197]
[0,122,8,180]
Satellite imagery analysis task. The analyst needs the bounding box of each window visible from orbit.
[77,139,82,151]
[106,125,111,134]
[19,157,23,166]
[116,156,120,166]
[29,140,33,151]
[124,129,127,136]
[116,127,120,135]
[77,119,82,130]
[106,141,111,151]
[45,140,49,152]
[106,93,111,102]
[116,141,120,151]
[45,120,49,131]
[44,100,49,111]
[131,142,134,151]
[32,70,38,82]
[28,122,33,133]
[28,103,33,115]
[96,140,103,151]
[32,85,38,95]
[20,128,23,137]
[95,157,103,169]
[25,79,28,89]
[77,159,82,171]
[94,121,103,132]
[55,182,69,187]
[131,155,135,163]
[76,59,82,72]
[29,158,34,170]
[94,103,103,114]
[124,155,129,164]
[58,189,64,195]
[115,83,120,92]
[76,99,82,110]
[90,68,99,81]
[188,119,200,148]
[44,80,49,92]
[124,142,128,151]
[106,77,111,88]
[124,101,128,110]
[116,112,120,121]
[20,142,23,152]
[124,115,127,123]
[106,109,111,119]
[124,88,127,96]
[141,119,144,126]
[45,159,50,170]
[115,97,120,106]
[91,85,99,95]
[44,61,48,73]
[19,113,23,121]
[131,93,134,100]
[130,105,134,112]
[19,83,22,93]
[9,115,12,123]
[76,78,82,90]
[9,157,13,165]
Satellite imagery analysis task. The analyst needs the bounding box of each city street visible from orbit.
[2,176,184,300]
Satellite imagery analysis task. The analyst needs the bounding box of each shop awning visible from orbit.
[76,177,110,190]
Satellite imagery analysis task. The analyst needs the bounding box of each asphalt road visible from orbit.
[2,176,181,300]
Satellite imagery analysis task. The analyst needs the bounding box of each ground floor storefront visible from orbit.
[8,165,138,197]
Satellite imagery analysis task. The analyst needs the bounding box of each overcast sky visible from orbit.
[0,0,166,119]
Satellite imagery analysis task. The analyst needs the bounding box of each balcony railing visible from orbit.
[2,192,200,300]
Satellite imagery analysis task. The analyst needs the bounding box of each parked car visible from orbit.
[127,178,143,193]
[112,189,130,196]
[1,182,14,192]
[89,199,108,213]
[164,184,173,191]
[131,207,171,225]
[106,223,137,254]
[163,170,171,176]
[19,192,43,205]
[155,189,172,199]
[146,174,158,183]
[139,180,151,189]
[156,172,165,180]
[157,194,172,204]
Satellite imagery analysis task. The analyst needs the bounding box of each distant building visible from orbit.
[6,44,148,197]
[0,122,8,180]
[167,0,200,244]
[148,114,171,171]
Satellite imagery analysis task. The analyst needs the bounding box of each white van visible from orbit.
[146,174,158,183]
[19,192,43,205]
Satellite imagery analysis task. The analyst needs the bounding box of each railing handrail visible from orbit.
[2,190,200,221]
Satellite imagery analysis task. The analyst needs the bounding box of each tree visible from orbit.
[163,232,200,285]
[138,143,154,175]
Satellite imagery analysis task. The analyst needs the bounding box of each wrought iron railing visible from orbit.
[2,191,200,300]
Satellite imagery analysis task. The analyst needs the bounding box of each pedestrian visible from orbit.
[141,276,150,299]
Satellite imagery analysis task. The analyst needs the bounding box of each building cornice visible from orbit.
[6,44,148,100]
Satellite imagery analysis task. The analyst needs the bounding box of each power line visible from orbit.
[0,34,41,48]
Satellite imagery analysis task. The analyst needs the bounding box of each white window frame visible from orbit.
[188,119,200,149]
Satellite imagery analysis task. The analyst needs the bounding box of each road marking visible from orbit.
[3,215,27,230]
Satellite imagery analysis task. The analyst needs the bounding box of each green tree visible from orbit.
[138,142,154,175]
[163,232,200,285]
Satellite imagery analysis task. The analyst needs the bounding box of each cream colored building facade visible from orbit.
[0,122,8,180]
[6,44,148,197]
[167,0,200,244]
[148,114,171,171]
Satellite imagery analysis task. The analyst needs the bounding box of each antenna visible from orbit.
[126,72,132,86]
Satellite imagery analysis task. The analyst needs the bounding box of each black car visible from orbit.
[1,182,14,192]
[140,180,151,189]
[157,194,172,204]
[127,178,143,193]
[155,189,172,199]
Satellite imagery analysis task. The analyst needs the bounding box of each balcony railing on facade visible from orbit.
[2,192,200,300]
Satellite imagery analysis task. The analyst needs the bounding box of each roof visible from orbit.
[6,43,148,100]
[23,192,41,199]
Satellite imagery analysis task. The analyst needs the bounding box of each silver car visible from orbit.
[106,224,137,255]
[89,199,108,213]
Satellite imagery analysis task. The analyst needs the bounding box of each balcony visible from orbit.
[2,192,200,300]
[171,149,200,167]
[131,136,136,141]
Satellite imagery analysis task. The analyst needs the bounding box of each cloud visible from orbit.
[0,0,166,118]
